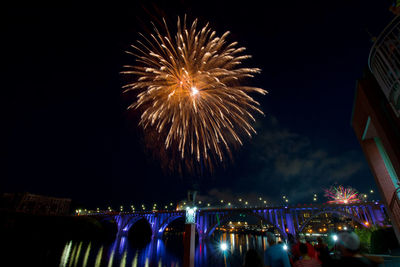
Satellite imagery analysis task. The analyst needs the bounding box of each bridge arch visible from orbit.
[206,210,286,239]
[123,215,153,233]
[157,215,184,237]
[122,215,154,247]
[298,210,369,233]
[157,214,203,238]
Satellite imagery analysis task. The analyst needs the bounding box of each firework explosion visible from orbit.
[324,185,360,204]
[122,16,266,169]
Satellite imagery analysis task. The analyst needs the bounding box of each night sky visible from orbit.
[3,2,395,209]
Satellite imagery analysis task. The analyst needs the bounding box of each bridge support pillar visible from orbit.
[183,223,195,267]
[285,212,296,237]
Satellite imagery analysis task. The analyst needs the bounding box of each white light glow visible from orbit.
[220,242,228,251]
[332,235,338,241]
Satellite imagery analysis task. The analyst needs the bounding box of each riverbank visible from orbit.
[0,211,116,266]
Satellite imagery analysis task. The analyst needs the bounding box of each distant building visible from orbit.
[351,15,400,242]
[0,192,71,215]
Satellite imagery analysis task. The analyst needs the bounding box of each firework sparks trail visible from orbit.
[324,185,360,204]
[122,16,267,168]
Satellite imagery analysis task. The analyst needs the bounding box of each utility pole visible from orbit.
[183,190,197,267]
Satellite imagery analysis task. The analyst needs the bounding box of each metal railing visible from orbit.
[369,16,400,116]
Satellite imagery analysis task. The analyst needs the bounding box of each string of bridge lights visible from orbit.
[75,189,376,214]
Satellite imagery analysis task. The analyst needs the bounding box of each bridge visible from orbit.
[86,202,389,240]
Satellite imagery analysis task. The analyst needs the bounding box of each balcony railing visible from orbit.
[369,15,400,116]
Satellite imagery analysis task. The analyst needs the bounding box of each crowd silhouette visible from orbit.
[242,231,381,267]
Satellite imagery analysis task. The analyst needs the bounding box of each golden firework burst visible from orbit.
[122,16,267,169]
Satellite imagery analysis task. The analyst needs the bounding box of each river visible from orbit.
[57,233,272,267]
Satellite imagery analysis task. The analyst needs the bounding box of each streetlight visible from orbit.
[332,234,338,254]
[332,234,338,241]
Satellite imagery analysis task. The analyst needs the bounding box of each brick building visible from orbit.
[351,15,400,242]
[0,192,71,215]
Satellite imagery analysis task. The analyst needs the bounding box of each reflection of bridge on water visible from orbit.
[87,202,389,240]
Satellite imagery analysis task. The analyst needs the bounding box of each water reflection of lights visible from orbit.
[94,246,103,267]
[132,251,138,267]
[107,249,115,267]
[230,233,235,251]
[82,243,91,267]
[73,242,83,266]
[119,250,127,267]
[59,233,274,267]
[68,243,77,266]
[59,241,72,267]
[119,237,127,254]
